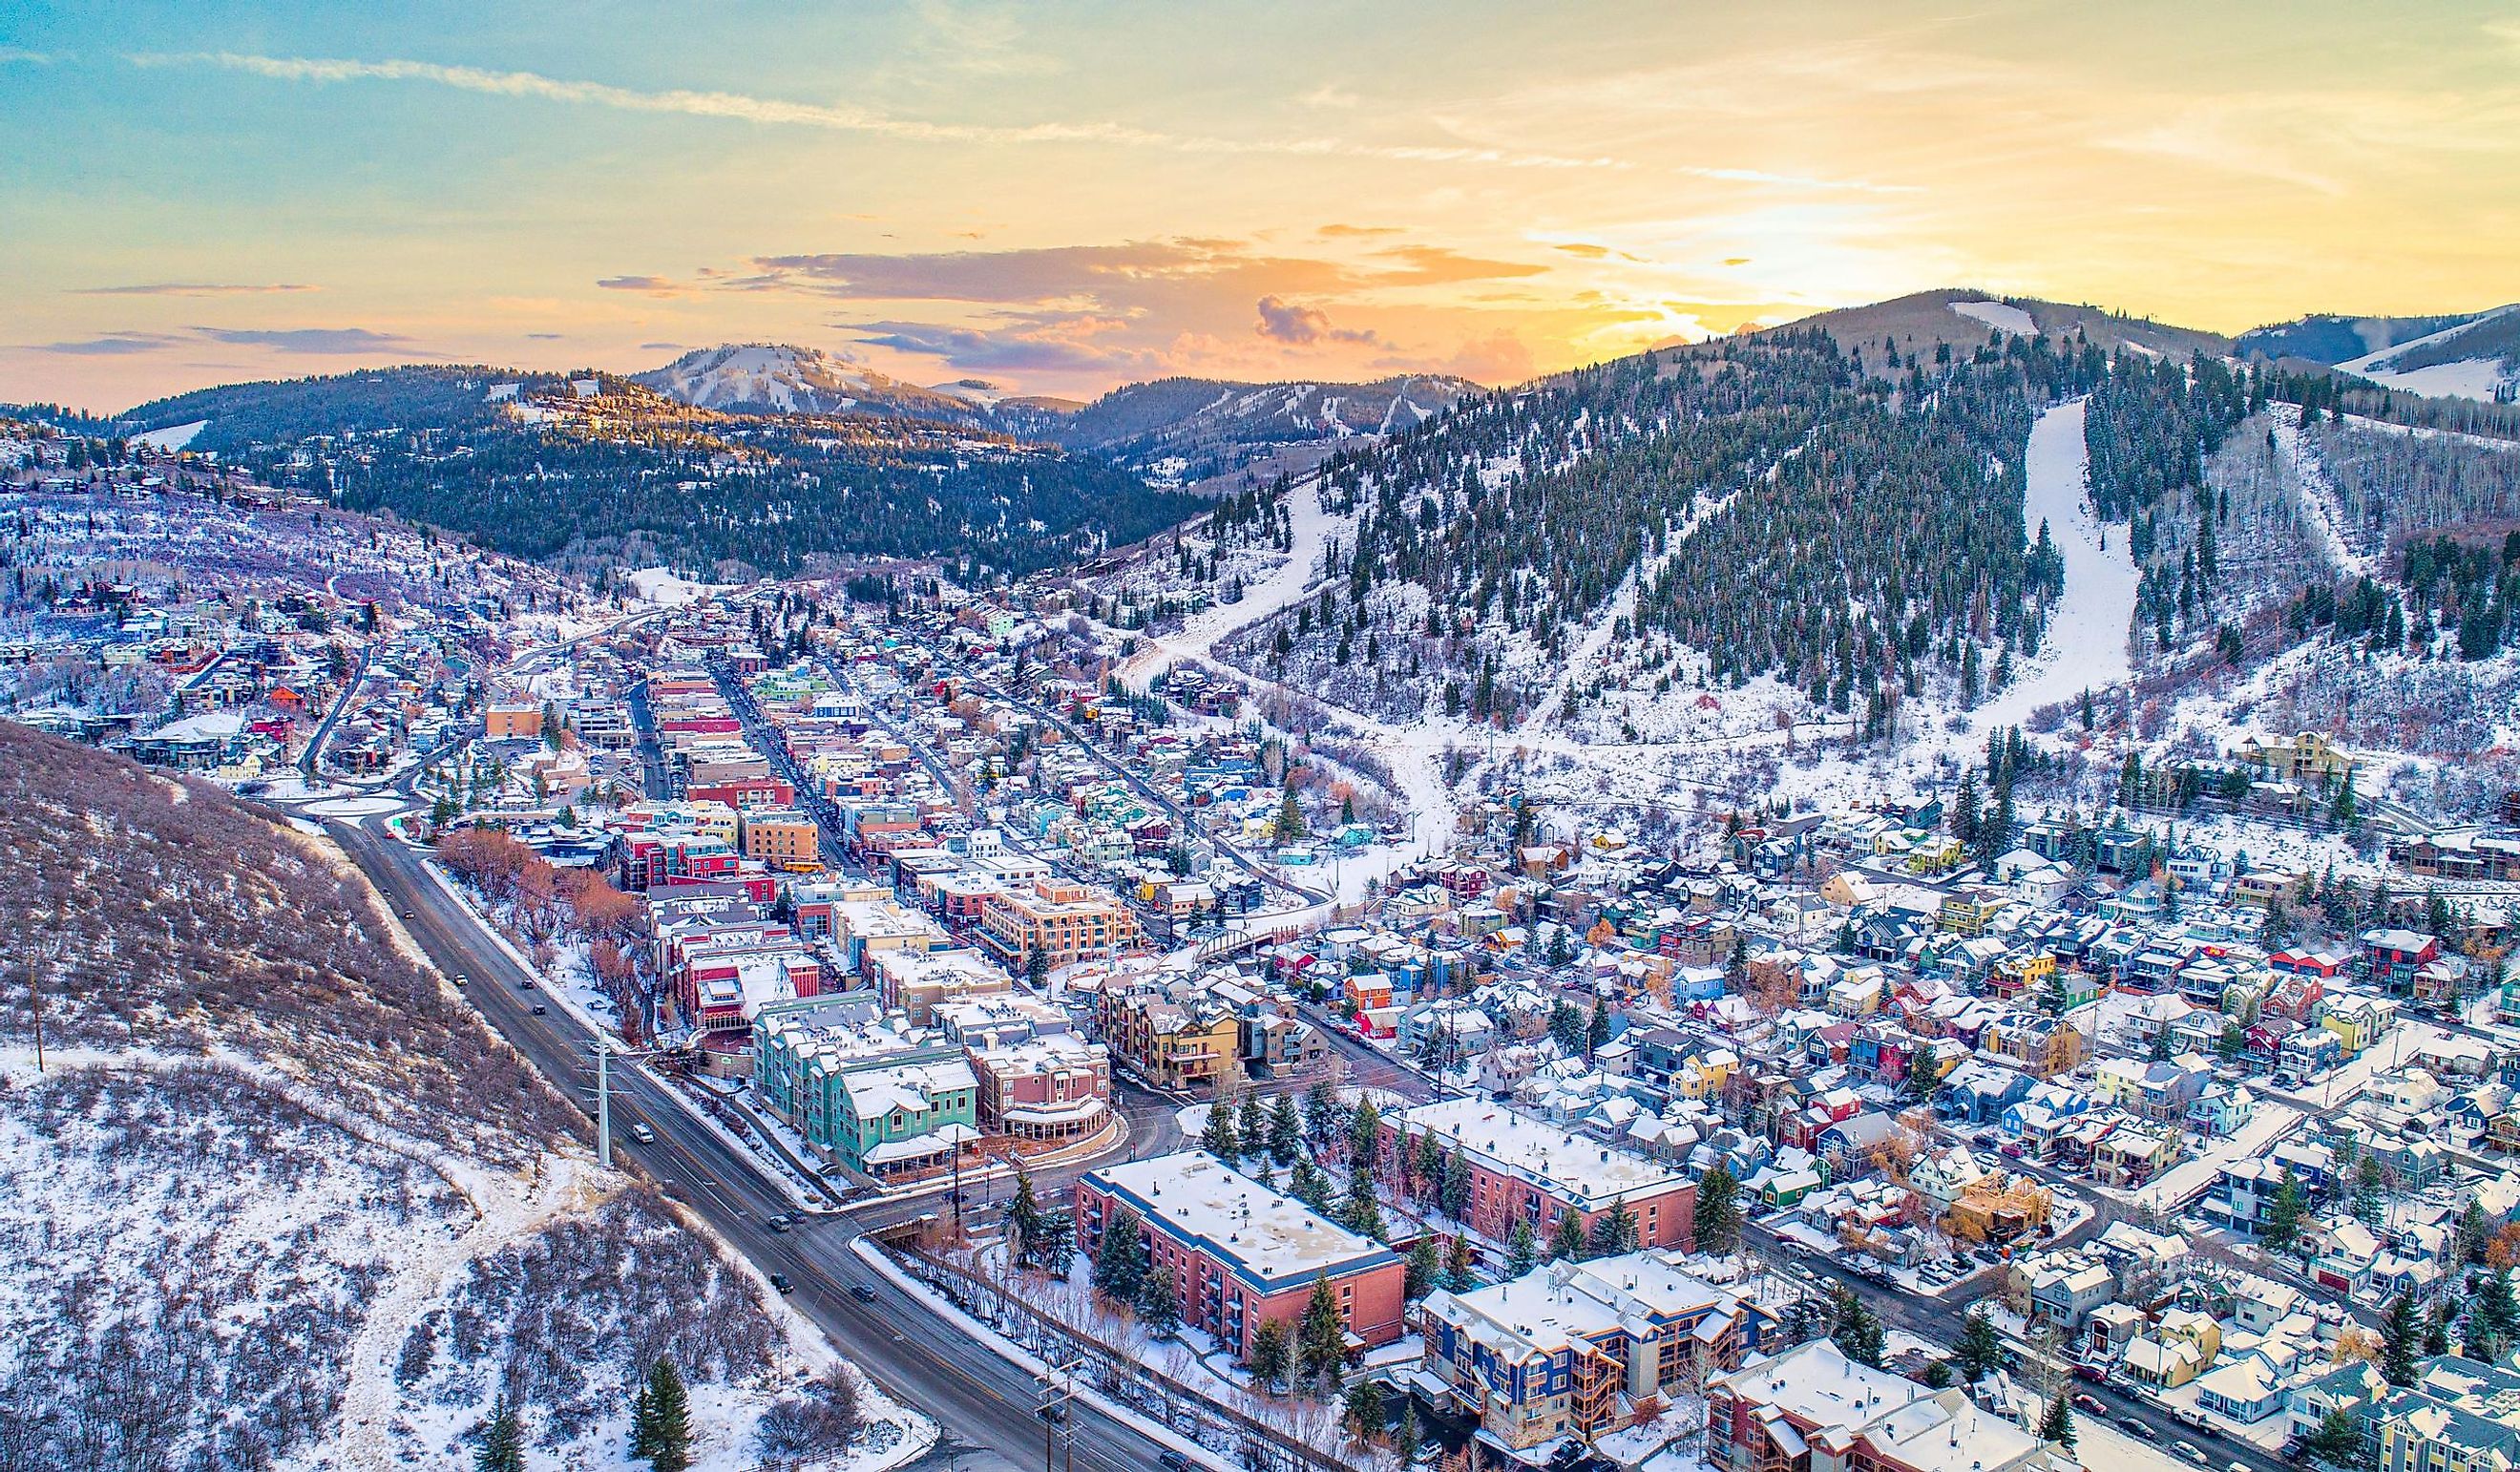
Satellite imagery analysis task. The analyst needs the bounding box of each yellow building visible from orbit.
[1942,1173,2052,1244]
[2239,731,2358,785]
[739,809,821,872]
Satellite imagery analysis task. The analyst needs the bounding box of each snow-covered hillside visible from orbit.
[0,725,927,1471]
[2338,305,2520,403]
[635,343,989,423]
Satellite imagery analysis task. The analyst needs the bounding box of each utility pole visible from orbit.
[596,1041,612,1167]
[1036,1357,1083,1472]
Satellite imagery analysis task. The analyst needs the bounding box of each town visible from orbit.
[13,417,2520,1472]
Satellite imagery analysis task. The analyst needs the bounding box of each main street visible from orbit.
[324,813,1196,1472]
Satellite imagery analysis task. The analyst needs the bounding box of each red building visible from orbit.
[1386,1098,1695,1253]
[1075,1152,1406,1361]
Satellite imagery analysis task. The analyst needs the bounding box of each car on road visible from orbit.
[531,1004,547,1016]
[628,1124,655,1145]
[1157,1453,1189,1472]
[1036,1404,1066,1424]
[2073,1394,2107,1415]
[850,1283,879,1303]
[767,1216,791,1233]
[768,1273,793,1293]
[452,973,468,988]
[2119,1416,2158,1440]
[399,910,414,919]
[2172,1440,2208,1465]
[518,978,536,990]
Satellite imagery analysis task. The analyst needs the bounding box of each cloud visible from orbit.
[845,316,1162,374]
[191,326,413,353]
[131,52,1631,171]
[1318,223,1402,238]
[524,332,565,340]
[640,342,690,352]
[596,274,692,297]
[74,282,316,296]
[1438,330,1537,386]
[28,331,187,356]
[1372,245,1550,284]
[1297,83,1363,110]
[1254,296,1383,347]
[1,47,59,65]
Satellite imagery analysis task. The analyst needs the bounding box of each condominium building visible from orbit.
[1075,1152,1404,1361]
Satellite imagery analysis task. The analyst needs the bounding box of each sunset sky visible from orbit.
[6,0,2516,411]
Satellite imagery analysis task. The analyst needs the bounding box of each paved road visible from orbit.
[326,815,1198,1472]
[298,639,376,776]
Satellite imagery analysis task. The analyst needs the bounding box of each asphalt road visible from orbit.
[326,815,1199,1472]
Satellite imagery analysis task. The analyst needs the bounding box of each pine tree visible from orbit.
[1299,1274,1348,1390]
[1343,1169,1388,1241]
[1290,1156,1334,1212]
[1349,1098,1383,1173]
[1446,1233,1477,1293]
[2038,1387,2075,1450]
[1240,1092,1268,1156]
[1137,1264,1182,1334]
[1343,1377,1387,1441]
[1406,1237,1442,1299]
[630,1377,657,1461]
[1693,1164,1742,1256]
[476,1397,525,1472]
[1548,1208,1589,1262]
[1009,1167,1049,1270]
[1200,1101,1242,1164]
[2481,1267,2520,1339]
[1093,1205,1149,1303]
[1588,1196,1637,1257]
[1250,1319,1293,1394]
[1955,1306,2006,1383]
[1268,1094,1303,1164]
[2382,1291,2423,1386]
[1831,1286,1885,1367]
[2262,1167,2307,1252]
[1586,998,1611,1059]
[645,1359,693,1472]
[1506,1216,1540,1276]
[1392,1402,1422,1465]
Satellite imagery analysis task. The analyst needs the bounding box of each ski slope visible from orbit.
[1973,399,2136,729]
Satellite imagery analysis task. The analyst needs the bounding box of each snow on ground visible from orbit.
[2269,404,2374,578]
[2124,1099,2302,1213]
[304,794,409,818]
[627,566,729,608]
[1970,400,2134,732]
[2072,1413,2193,1472]
[2338,305,2520,405]
[1952,300,2039,338]
[132,418,208,452]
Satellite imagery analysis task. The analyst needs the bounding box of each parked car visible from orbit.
[2073,1394,2107,1415]
[2120,1416,2159,1440]
[2173,1441,2208,1465]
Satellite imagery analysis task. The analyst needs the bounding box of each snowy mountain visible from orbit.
[634,342,994,423]
[2232,309,2490,367]
[2334,305,2520,403]
[1773,287,2232,361]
